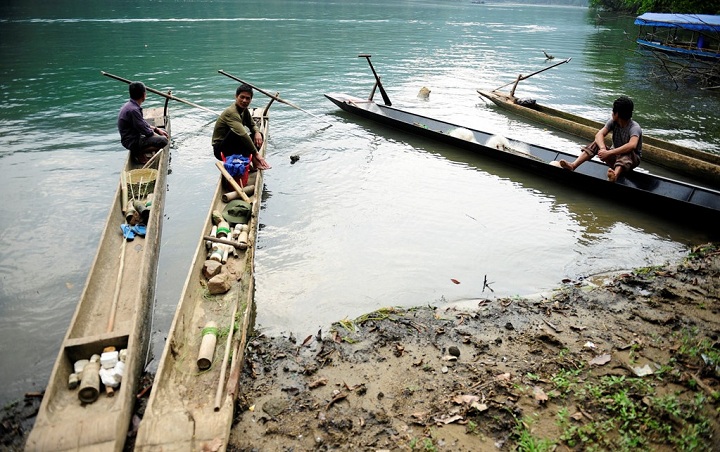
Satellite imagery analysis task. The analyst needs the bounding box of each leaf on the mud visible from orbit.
[308,377,328,389]
[451,278,461,284]
[301,335,313,347]
[453,394,480,405]
[412,358,424,367]
[571,411,584,421]
[435,414,464,425]
[533,386,548,404]
[495,372,511,382]
[343,381,362,391]
[411,411,428,419]
[470,401,488,412]
[394,343,405,357]
[631,364,654,377]
[589,354,612,366]
[325,392,348,410]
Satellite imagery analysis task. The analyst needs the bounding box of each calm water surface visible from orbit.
[1,0,718,406]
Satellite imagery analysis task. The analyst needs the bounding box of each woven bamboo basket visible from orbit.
[125,168,158,199]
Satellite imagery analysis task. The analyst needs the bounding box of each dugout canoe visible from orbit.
[134,100,273,452]
[26,104,171,451]
[477,89,720,188]
[325,91,720,224]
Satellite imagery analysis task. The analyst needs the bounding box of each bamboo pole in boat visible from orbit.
[227,277,254,400]
[214,287,241,411]
[215,161,252,204]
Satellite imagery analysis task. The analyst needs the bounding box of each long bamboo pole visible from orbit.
[101,71,221,116]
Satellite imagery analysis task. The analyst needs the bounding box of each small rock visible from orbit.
[203,260,222,279]
[448,346,460,357]
[441,366,449,374]
[290,155,300,164]
[207,272,231,294]
[262,397,289,417]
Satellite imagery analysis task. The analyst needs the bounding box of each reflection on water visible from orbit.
[1,1,718,406]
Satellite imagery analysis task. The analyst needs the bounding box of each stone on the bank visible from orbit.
[203,260,223,279]
[208,272,232,294]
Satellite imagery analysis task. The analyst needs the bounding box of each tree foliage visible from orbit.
[589,0,720,14]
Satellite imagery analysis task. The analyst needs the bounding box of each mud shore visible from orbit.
[2,243,719,451]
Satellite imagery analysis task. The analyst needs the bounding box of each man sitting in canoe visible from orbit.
[558,96,642,182]
[212,84,271,169]
[117,81,170,164]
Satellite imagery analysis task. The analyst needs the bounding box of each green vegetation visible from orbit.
[500,326,718,450]
[590,0,720,15]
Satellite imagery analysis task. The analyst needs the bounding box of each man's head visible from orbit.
[613,96,634,121]
[129,82,147,101]
[235,84,254,109]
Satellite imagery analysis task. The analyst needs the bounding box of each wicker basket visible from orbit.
[126,168,158,199]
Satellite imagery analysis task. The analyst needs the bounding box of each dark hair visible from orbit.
[613,96,634,121]
[129,82,146,101]
[236,84,253,97]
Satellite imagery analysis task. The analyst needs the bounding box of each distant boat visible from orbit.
[635,13,720,61]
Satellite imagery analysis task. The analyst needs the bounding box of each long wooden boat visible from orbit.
[634,13,720,61]
[325,91,720,223]
[477,89,720,188]
[26,104,171,451]
[134,99,273,451]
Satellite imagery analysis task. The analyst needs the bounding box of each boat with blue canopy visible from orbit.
[635,13,720,60]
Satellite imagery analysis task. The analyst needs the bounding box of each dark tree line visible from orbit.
[589,0,719,14]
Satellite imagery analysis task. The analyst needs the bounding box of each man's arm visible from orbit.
[594,126,609,151]
[607,135,639,157]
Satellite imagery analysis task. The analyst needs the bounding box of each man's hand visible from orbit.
[154,127,169,138]
[253,153,271,170]
[598,147,611,161]
[254,131,263,149]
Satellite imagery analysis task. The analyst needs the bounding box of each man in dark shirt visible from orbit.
[117,82,169,164]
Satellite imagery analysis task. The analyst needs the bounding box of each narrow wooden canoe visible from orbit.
[325,92,720,224]
[134,100,273,451]
[477,89,720,188]
[26,104,171,451]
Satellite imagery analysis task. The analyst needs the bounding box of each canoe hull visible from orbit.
[477,89,720,188]
[326,92,720,224]
[134,104,271,452]
[26,106,171,452]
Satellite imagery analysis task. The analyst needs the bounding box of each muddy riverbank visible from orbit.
[2,243,719,451]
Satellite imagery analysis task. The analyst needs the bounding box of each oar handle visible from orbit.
[358,54,392,106]
[101,71,220,116]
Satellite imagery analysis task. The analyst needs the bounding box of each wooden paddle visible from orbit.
[217,70,333,128]
[101,71,221,116]
[215,161,252,203]
[492,58,572,93]
[358,54,392,106]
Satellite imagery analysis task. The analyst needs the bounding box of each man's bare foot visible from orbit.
[607,168,617,182]
[559,160,574,171]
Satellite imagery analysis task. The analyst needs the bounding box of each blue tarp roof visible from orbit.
[635,13,720,32]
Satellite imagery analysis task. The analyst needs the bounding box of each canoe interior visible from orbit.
[134,103,271,451]
[325,93,720,224]
[26,106,171,452]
